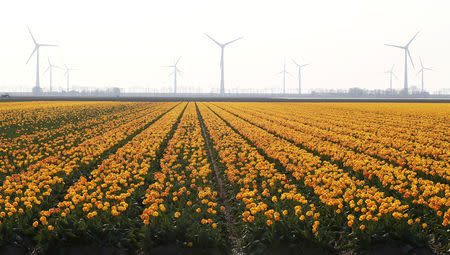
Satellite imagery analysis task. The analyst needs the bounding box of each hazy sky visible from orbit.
[0,0,449,93]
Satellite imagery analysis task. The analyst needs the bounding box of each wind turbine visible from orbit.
[385,64,397,91]
[26,27,58,93]
[205,34,243,94]
[276,60,291,94]
[292,59,310,95]
[64,64,77,92]
[163,57,182,93]
[417,57,432,93]
[385,31,419,95]
[44,58,62,92]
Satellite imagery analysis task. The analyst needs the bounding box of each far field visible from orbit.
[0,101,448,254]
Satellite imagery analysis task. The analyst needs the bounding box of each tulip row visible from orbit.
[202,104,421,253]
[204,103,417,234]
[140,103,225,248]
[234,103,450,180]
[39,103,186,233]
[248,103,449,162]
[0,102,178,224]
[197,103,315,236]
[292,103,450,147]
[213,103,450,226]
[0,101,125,138]
[0,102,162,177]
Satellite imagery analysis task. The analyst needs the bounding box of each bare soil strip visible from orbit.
[195,103,243,255]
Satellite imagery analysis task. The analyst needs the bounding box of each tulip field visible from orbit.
[0,101,448,254]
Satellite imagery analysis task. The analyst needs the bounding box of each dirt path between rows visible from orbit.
[195,103,243,255]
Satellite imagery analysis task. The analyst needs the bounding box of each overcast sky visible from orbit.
[0,0,449,93]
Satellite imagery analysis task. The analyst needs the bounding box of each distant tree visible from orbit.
[408,86,417,94]
[348,87,364,96]
[111,87,121,96]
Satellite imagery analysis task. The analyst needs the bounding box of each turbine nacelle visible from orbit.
[204,34,243,48]
[292,59,311,69]
[44,65,62,74]
[163,56,182,73]
[417,57,433,75]
[276,59,292,76]
[275,70,292,76]
[384,31,419,69]
[385,64,398,79]
[26,28,58,64]
[64,65,78,76]
[44,57,63,73]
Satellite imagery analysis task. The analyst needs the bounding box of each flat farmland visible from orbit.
[0,101,448,254]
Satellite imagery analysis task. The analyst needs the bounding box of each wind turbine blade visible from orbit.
[420,57,423,69]
[391,64,395,72]
[224,37,243,46]
[39,44,58,47]
[407,49,414,68]
[424,67,433,71]
[292,59,299,66]
[204,34,222,47]
[275,71,283,76]
[44,66,50,74]
[162,65,175,68]
[26,47,37,64]
[417,70,422,76]
[48,57,51,66]
[406,31,420,47]
[384,44,404,49]
[175,56,181,65]
[168,71,174,77]
[28,27,37,45]
[392,73,398,79]
[300,63,310,68]
[286,71,293,77]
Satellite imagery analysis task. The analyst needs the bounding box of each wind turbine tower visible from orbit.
[163,57,182,93]
[26,27,58,93]
[276,60,291,94]
[44,58,62,92]
[64,64,77,92]
[385,31,419,95]
[385,64,397,91]
[205,34,243,94]
[292,59,310,95]
[417,57,432,93]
